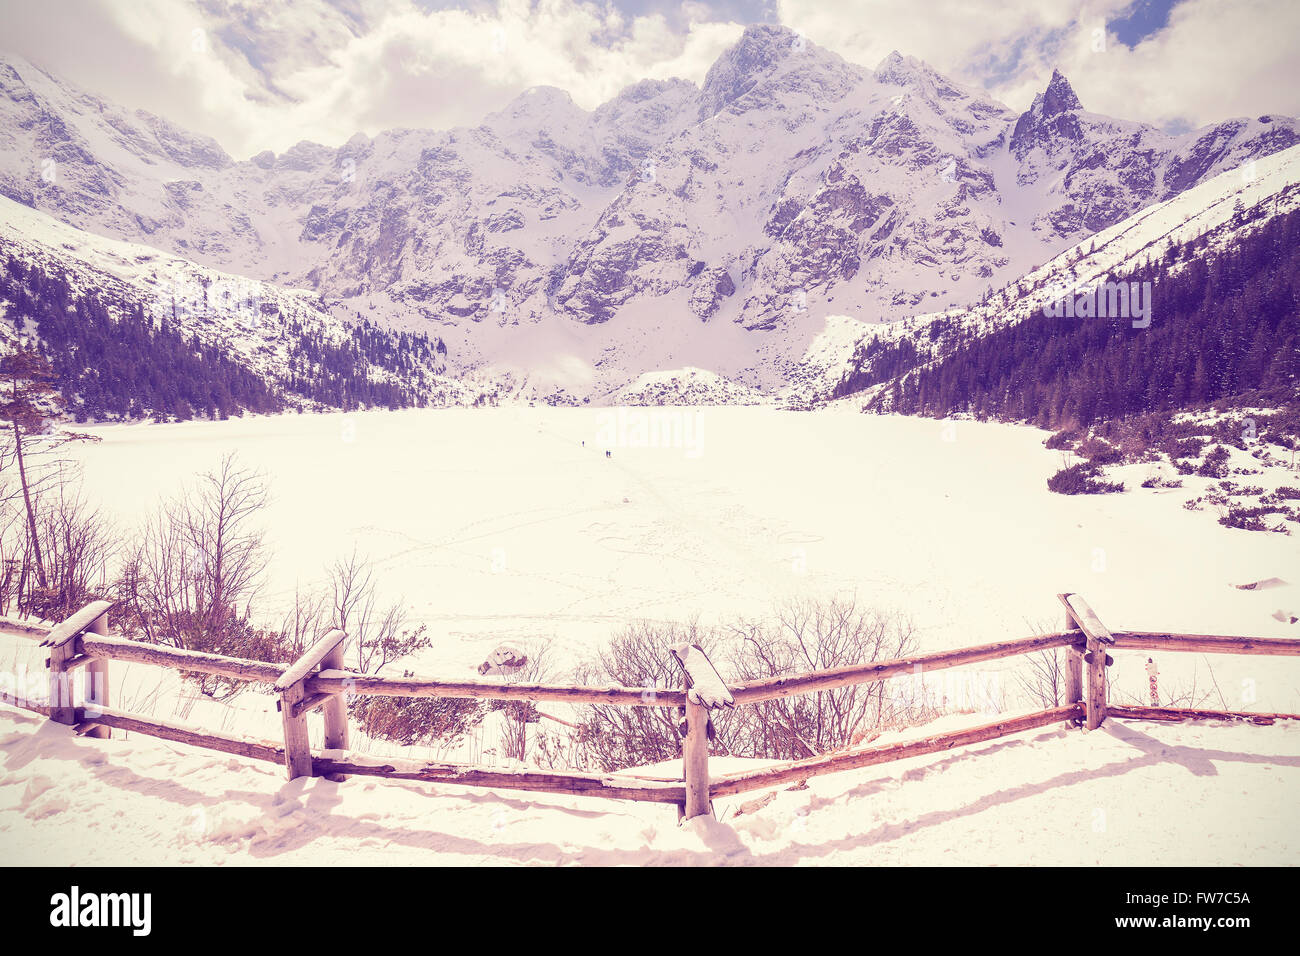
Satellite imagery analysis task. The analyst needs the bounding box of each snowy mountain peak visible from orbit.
[1042,69,1083,116]
[0,52,233,174]
[490,85,584,124]
[874,50,928,85]
[600,77,696,109]
[1010,69,1087,154]
[697,23,809,120]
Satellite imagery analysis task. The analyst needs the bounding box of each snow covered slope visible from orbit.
[54,406,1300,668]
[805,142,1300,403]
[0,195,479,408]
[612,367,766,406]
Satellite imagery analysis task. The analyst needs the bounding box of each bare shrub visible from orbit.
[572,598,930,771]
[572,619,719,773]
[329,550,455,747]
[719,596,923,759]
[120,454,269,644]
[350,692,484,748]
[277,582,328,661]
[488,641,559,763]
[1016,622,1073,708]
[0,444,112,620]
[29,483,116,621]
[1110,663,1216,709]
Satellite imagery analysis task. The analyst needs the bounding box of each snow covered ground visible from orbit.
[57,405,1300,709]
[1,405,1298,864]
[2,706,1296,865]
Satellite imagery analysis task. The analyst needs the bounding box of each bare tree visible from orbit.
[117,454,279,696]
[182,453,270,633]
[327,549,430,675]
[34,480,116,621]
[329,548,374,638]
[0,348,100,605]
[277,582,328,661]
[0,347,62,589]
[326,550,454,747]
[1017,648,1067,709]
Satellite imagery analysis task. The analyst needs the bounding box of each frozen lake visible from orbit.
[67,405,1300,708]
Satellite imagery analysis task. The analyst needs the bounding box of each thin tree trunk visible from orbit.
[13,419,47,590]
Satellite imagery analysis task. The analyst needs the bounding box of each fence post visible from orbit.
[669,643,734,822]
[682,694,711,820]
[82,612,111,739]
[319,639,349,782]
[1063,601,1083,727]
[46,639,75,726]
[274,628,349,781]
[1058,593,1114,731]
[277,680,314,780]
[41,600,114,728]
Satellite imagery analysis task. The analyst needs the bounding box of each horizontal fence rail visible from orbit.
[85,705,286,764]
[1109,632,1300,655]
[728,631,1083,705]
[80,633,285,684]
[1,594,1297,823]
[308,752,689,804]
[1108,704,1300,724]
[304,671,687,708]
[710,704,1086,799]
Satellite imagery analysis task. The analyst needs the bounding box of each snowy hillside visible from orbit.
[0,195,480,409]
[806,142,1300,403]
[612,367,766,405]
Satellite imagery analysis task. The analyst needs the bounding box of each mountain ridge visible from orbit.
[1,29,1297,402]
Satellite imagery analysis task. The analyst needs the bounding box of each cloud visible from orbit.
[0,0,744,158]
[1,0,1295,160]
[779,0,1300,128]
[1058,0,1300,126]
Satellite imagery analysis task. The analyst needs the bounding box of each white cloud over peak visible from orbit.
[0,0,1296,159]
[1,0,743,157]
[780,0,1300,128]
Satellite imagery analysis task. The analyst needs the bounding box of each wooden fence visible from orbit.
[3,592,1298,822]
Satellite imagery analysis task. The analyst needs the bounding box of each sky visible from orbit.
[0,0,1297,159]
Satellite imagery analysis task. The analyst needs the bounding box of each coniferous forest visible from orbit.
[843,206,1300,429]
[1,256,447,421]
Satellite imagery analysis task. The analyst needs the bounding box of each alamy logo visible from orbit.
[595,407,703,459]
[49,886,151,936]
[1042,278,1152,328]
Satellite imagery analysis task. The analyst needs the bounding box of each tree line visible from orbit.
[844,205,1300,429]
[2,255,449,421]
